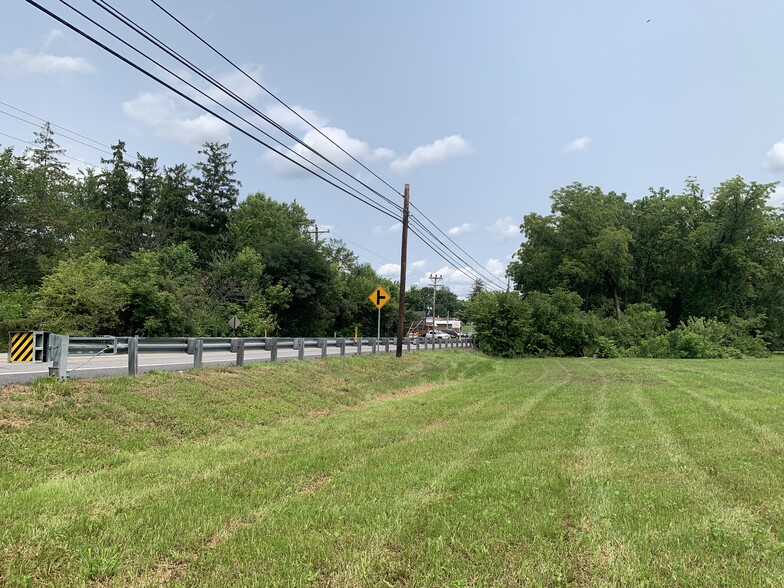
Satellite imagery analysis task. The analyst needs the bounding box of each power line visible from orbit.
[0,131,101,168]
[148,0,406,202]
[26,0,506,292]
[92,0,504,290]
[28,0,401,223]
[91,0,404,216]
[59,0,402,221]
[143,0,507,288]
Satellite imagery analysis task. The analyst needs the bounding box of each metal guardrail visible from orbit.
[44,334,474,379]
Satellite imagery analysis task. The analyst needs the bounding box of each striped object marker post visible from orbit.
[10,332,34,362]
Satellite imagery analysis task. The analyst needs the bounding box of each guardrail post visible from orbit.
[339,338,346,356]
[48,334,69,379]
[297,338,305,360]
[406,337,411,352]
[371,339,377,355]
[128,336,138,376]
[265,338,277,362]
[319,338,327,359]
[416,337,420,351]
[193,339,203,368]
[356,338,363,356]
[231,338,245,367]
[384,338,390,353]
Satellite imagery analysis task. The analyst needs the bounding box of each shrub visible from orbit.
[595,336,620,358]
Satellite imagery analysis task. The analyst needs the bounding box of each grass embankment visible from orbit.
[2,353,784,586]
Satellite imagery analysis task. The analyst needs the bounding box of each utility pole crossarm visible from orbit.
[307,224,330,244]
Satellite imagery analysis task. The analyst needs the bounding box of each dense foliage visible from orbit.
[0,127,431,343]
[469,178,783,358]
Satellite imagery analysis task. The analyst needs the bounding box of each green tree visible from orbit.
[30,253,128,335]
[0,147,30,287]
[191,141,240,260]
[153,163,195,248]
[510,183,632,316]
[228,191,311,254]
[97,141,134,262]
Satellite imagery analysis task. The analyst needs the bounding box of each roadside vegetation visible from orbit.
[466,178,783,358]
[3,352,784,586]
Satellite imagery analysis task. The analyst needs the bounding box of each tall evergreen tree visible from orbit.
[191,141,240,261]
[154,163,195,248]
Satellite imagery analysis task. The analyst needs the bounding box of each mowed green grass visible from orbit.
[2,353,784,587]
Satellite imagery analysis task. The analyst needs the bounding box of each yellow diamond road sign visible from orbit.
[369,286,391,310]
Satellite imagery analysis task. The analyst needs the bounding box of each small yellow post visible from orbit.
[354,326,358,344]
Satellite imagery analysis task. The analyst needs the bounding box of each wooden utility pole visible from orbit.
[429,274,443,332]
[307,224,330,244]
[396,184,410,358]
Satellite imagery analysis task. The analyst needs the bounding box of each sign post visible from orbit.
[368,286,391,340]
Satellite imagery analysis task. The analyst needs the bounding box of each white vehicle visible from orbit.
[426,330,452,341]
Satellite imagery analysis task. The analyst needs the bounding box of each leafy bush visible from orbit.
[520,290,600,356]
[631,316,768,358]
[464,291,527,358]
[595,336,621,358]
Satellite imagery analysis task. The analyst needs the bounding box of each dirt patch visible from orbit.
[298,472,332,494]
[0,416,30,429]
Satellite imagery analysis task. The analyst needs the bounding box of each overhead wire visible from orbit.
[26,0,506,291]
[27,0,401,222]
[0,130,101,168]
[0,105,122,161]
[59,0,403,221]
[146,0,507,290]
[148,0,406,202]
[91,0,404,216]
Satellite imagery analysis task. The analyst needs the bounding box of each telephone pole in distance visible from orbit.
[429,273,443,332]
[396,184,410,357]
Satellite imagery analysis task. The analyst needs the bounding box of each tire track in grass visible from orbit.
[566,361,648,587]
[569,375,614,586]
[319,362,573,587]
[147,369,555,586]
[1,379,498,587]
[628,376,783,583]
[654,371,784,457]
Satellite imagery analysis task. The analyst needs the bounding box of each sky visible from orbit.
[2,1,784,299]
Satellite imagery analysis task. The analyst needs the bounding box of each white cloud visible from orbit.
[487,217,519,240]
[264,103,328,132]
[447,223,475,236]
[486,258,507,280]
[390,135,473,173]
[206,64,265,103]
[565,135,591,152]
[43,29,63,50]
[262,125,394,179]
[0,48,94,74]
[770,186,784,207]
[122,91,231,145]
[378,263,400,277]
[763,141,784,173]
[372,222,402,235]
[410,259,427,272]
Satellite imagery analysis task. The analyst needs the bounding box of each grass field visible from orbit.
[2,352,784,587]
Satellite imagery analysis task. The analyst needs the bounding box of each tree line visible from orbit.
[466,179,784,357]
[0,124,466,345]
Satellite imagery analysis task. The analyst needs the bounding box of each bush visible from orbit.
[464,291,527,358]
[631,316,767,358]
[595,336,620,358]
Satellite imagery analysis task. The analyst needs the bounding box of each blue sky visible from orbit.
[2,1,784,298]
